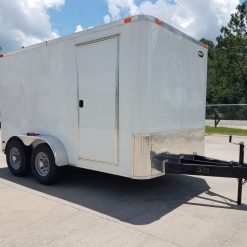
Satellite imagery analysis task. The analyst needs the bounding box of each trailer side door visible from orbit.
[76,36,119,164]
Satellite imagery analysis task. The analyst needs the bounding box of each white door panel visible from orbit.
[77,36,119,164]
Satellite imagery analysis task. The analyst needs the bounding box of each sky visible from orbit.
[0,0,245,53]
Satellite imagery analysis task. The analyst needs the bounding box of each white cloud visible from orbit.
[104,15,111,24]
[0,0,65,53]
[74,25,94,32]
[75,25,84,33]
[104,0,139,22]
[104,0,240,40]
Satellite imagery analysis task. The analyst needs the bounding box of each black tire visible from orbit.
[5,139,30,176]
[31,143,59,185]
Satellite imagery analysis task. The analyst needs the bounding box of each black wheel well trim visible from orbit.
[5,136,32,154]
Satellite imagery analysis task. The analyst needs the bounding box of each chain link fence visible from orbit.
[206,104,247,120]
[206,104,247,128]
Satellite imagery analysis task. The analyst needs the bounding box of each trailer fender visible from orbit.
[14,135,68,167]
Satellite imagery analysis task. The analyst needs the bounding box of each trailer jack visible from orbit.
[151,136,247,205]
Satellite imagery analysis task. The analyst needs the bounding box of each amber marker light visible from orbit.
[27,132,39,136]
[124,17,132,24]
[156,19,164,25]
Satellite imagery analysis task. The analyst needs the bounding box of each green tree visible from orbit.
[203,1,247,104]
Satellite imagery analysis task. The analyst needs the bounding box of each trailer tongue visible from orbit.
[151,136,247,205]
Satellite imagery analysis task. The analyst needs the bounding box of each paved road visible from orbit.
[0,135,247,247]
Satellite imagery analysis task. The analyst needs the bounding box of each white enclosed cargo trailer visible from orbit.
[0,15,208,184]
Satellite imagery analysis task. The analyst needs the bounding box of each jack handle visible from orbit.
[229,135,245,205]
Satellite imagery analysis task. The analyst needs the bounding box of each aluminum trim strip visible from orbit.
[115,36,120,163]
[139,15,206,49]
[75,34,120,47]
[78,157,118,165]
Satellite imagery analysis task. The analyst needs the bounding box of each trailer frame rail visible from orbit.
[151,136,247,205]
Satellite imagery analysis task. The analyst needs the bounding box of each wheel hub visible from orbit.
[35,152,50,177]
[9,147,21,169]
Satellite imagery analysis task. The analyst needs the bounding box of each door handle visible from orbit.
[79,100,84,108]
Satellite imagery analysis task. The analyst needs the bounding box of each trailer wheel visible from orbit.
[31,143,59,185]
[5,139,30,176]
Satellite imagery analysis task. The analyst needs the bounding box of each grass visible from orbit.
[205,125,247,136]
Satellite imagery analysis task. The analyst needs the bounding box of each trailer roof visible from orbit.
[4,15,207,56]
